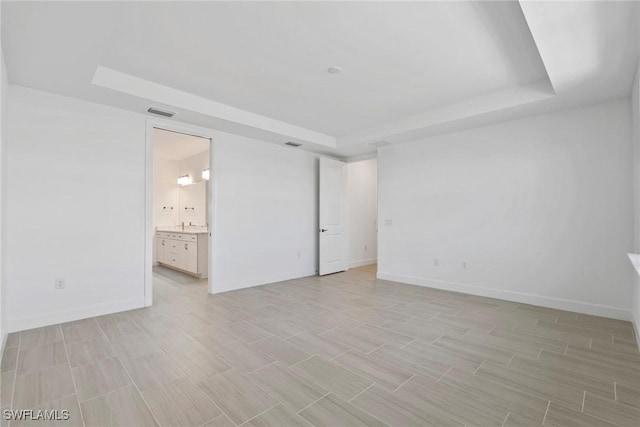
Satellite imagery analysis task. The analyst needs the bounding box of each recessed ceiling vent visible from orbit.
[370,141,391,148]
[285,141,302,147]
[147,107,176,118]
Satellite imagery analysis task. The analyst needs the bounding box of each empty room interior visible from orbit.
[1,1,640,426]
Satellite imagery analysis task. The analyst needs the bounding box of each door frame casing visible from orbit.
[144,117,216,306]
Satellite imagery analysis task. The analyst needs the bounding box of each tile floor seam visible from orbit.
[345,394,394,427]
[500,411,510,427]
[329,349,352,361]
[7,332,21,427]
[244,360,278,376]
[235,401,281,426]
[435,367,452,384]
[194,376,244,426]
[398,338,416,349]
[366,344,385,355]
[59,323,87,427]
[292,354,377,402]
[473,360,486,375]
[196,413,225,427]
[290,388,330,415]
[289,354,318,368]
[94,317,164,427]
[506,354,516,368]
[348,383,375,403]
[389,373,417,393]
[541,400,551,425]
[459,329,472,339]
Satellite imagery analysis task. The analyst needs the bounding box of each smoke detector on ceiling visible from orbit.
[327,66,342,74]
[147,107,176,118]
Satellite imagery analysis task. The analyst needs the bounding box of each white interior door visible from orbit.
[319,157,348,275]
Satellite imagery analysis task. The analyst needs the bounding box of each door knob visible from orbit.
[320,228,328,233]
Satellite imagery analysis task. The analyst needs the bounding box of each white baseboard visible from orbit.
[7,297,146,333]
[348,258,377,269]
[377,272,632,321]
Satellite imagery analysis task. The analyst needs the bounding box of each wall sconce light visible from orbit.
[202,168,210,181]
[177,174,192,186]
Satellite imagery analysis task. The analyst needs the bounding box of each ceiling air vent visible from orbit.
[285,141,302,147]
[147,107,176,118]
[370,141,391,148]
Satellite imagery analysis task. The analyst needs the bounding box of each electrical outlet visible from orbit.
[55,278,65,290]
[462,262,469,269]
[433,258,439,267]
[384,219,393,226]
[364,244,368,251]
[297,251,301,258]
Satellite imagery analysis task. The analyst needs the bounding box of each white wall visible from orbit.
[6,86,147,331]
[152,156,179,265]
[0,46,7,348]
[210,134,319,293]
[153,156,180,229]
[632,59,640,341]
[347,159,378,268]
[378,99,635,320]
[6,84,324,329]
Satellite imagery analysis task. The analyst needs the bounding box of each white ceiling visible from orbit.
[100,1,546,136]
[153,128,210,161]
[2,1,639,159]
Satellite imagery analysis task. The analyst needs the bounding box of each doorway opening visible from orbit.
[145,122,215,306]
[318,157,378,276]
[346,158,378,273]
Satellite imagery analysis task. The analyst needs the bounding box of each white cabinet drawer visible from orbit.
[157,231,199,242]
[168,241,180,253]
[166,254,180,267]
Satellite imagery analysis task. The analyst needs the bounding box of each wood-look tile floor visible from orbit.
[2,265,639,426]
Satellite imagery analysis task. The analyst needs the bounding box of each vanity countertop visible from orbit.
[157,228,208,235]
